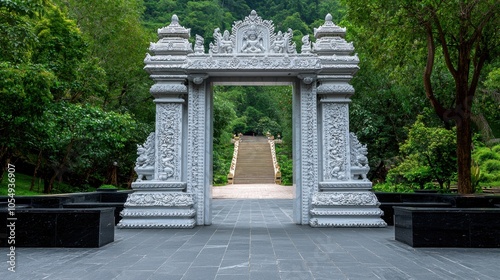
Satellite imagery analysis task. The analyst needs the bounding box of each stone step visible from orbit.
[233,137,275,184]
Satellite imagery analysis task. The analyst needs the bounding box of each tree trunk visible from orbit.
[30,150,43,191]
[456,117,473,194]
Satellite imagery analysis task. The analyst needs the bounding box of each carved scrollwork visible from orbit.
[187,81,206,224]
[311,192,380,206]
[157,103,182,181]
[323,103,349,180]
[187,56,319,70]
[124,192,194,207]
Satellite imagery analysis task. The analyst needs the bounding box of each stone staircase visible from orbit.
[233,136,276,184]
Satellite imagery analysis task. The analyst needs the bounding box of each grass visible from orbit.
[0,172,103,196]
[1,173,48,196]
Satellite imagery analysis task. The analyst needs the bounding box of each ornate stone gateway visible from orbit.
[118,11,386,228]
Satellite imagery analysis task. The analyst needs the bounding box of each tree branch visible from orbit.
[423,21,449,121]
[430,8,457,79]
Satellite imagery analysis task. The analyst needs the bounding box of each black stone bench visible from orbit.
[63,202,124,225]
[0,208,114,248]
[379,202,452,225]
[394,207,500,248]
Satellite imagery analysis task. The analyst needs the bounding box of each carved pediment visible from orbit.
[208,10,296,55]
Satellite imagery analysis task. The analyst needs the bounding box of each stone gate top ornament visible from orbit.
[209,10,296,54]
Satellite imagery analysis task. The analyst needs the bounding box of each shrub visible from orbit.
[473,147,500,164]
[483,160,500,173]
[492,145,500,154]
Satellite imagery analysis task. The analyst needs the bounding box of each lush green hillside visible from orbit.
[1,0,499,193]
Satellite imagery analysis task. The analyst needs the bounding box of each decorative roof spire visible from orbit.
[314,13,346,39]
[157,14,191,39]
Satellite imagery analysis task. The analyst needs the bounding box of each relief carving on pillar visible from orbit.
[157,103,182,181]
[187,80,206,224]
[135,132,155,181]
[323,103,349,181]
[300,79,318,223]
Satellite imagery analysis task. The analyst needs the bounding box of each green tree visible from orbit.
[32,102,139,193]
[389,116,457,190]
[56,0,152,117]
[32,6,107,103]
[343,0,500,194]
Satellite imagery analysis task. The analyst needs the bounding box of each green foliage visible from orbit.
[213,85,293,184]
[472,145,500,186]
[387,116,457,191]
[98,184,118,189]
[471,160,484,191]
[276,144,293,185]
[32,6,107,103]
[372,182,413,193]
[256,117,281,136]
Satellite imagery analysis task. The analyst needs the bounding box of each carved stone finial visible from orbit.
[325,13,333,23]
[312,13,353,55]
[249,10,257,21]
[314,13,346,39]
[157,14,191,40]
[171,15,179,26]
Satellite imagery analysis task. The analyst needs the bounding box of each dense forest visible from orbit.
[1,0,499,194]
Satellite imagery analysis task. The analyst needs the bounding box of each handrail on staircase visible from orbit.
[268,138,281,184]
[227,136,240,184]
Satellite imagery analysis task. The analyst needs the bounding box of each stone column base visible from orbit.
[309,189,387,228]
[117,185,196,229]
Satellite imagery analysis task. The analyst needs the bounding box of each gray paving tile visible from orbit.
[3,199,500,280]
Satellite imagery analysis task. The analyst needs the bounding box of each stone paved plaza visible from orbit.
[3,185,499,280]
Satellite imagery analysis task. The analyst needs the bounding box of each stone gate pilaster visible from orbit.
[295,75,319,225]
[118,15,196,228]
[309,14,386,227]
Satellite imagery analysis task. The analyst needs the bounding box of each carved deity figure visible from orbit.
[301,34,312,54]
[194,34,204,54]
[271,31,285,53]
[241,26,265,53]
[209,28,233,54]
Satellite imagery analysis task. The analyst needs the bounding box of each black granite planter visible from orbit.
[0,208,115,247]
[394,207,500,248]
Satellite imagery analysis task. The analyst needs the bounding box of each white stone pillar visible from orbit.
[118,15,196,228]
[294,75,319,225]
[186,75,212,226]
[309,14,386,227]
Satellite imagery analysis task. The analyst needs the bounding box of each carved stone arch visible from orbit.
[118,11,386,229]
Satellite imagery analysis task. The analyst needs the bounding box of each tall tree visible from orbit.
[344,0,500,194]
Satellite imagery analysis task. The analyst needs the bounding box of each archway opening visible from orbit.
[212,84,294,197]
